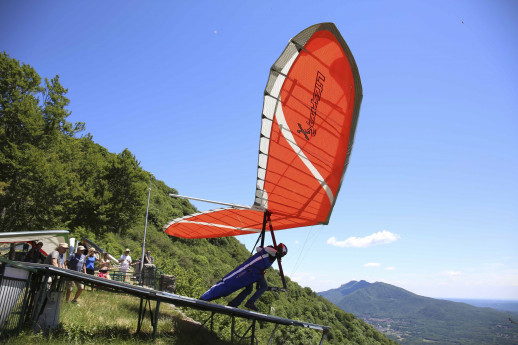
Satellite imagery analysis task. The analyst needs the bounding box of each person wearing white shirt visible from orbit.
[119,248,132,282]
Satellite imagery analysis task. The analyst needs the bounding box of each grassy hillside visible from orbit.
[320,280,518,344]
[9,290,232,345]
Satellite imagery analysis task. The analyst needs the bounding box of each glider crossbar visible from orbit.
[169,194,262,211]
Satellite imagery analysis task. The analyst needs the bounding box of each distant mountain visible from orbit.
[445,298,518,314]
[319,280,371,302]
[319,280,518,345]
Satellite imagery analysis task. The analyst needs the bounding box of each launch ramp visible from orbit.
[16,262,330,344]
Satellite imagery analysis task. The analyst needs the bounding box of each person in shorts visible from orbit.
[98,252,111,279]
[119,248,132,282]
[66,245,86,304]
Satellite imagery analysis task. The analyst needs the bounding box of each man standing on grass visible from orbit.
[119,248,132,282]
[66,245,86,305]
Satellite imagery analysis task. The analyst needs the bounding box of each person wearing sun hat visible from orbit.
[44,242,69,268]
[119,248,132,282]
[66,245,86,304]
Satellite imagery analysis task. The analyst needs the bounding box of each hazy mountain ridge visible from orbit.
[445,298,518,314]
[319,280,518,345]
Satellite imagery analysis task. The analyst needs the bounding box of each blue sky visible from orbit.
[1,0,517,299]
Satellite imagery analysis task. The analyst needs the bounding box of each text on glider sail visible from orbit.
[297,71,326,140]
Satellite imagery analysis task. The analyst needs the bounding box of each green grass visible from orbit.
[6,288,239,345]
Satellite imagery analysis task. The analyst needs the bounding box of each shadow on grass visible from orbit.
[10,291,249,345]
[116,300,244,345]
[40,320,240,345]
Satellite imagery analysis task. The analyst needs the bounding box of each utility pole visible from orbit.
[140,175,152,284]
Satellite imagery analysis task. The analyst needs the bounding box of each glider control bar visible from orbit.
[252,211,288,290]
[267,213,288,290]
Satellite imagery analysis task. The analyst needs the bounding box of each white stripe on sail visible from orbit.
[275,105,335,205]
[164,208,227,226]
[180,220,262,233]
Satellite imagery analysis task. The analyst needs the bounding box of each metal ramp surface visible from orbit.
[21,262,330,344]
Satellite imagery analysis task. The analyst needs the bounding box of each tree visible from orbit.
[104,148,147,234]
[41,75,84,144]
[0,52,85,231]
[0,52,43,147]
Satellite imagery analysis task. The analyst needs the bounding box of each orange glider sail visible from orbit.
[164,23,362,239]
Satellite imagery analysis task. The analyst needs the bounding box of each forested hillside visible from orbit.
[0,52,396,344]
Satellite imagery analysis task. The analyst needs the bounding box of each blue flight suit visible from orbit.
[200,246,277,304]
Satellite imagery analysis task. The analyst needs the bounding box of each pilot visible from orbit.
[200,243,287,311]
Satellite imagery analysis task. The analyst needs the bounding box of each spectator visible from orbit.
[85,248,97,275]
[99,252,111,279]
[85,248,97,291]
[119,248,132,282]
[144,250,154,265]
[21,243,30,261]
[44,243,69,268]
[66,245,86,304]
[26,242,44,263]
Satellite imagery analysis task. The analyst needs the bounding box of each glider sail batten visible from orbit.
[255,52,300,210]
[164,22,362,239]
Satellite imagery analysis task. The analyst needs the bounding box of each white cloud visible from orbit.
[327,230,400,248]
[386,266,396,271]
[294,240,300,245]
[443,271,462,277]
[364,262,381,268]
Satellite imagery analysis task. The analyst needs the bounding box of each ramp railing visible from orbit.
[0,258,37,339]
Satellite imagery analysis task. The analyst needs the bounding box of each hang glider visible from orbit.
[163,22,362,240]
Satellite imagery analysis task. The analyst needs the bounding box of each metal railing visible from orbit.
[0,259,36,339]
[104,265,171,292]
